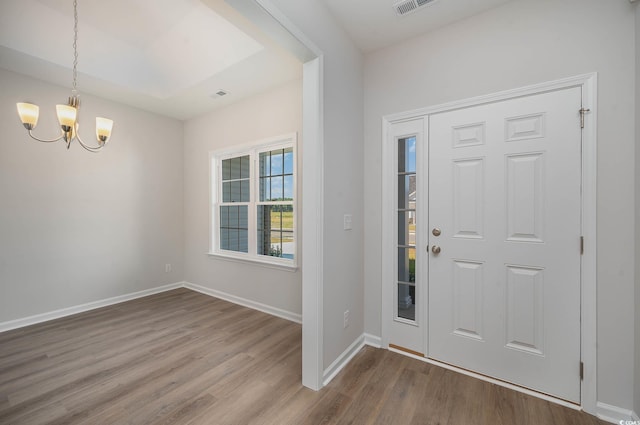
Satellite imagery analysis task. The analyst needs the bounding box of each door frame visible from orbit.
[230,0,326,391]
[380,73,597,414]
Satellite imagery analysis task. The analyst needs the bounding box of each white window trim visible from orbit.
[208,133,298,270]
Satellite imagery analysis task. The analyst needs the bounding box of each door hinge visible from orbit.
[580,362,584,380]
[579,108,591,129]
[580,236,584,255]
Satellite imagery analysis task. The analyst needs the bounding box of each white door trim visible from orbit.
[381,73,597,414]
[236,0,326,391]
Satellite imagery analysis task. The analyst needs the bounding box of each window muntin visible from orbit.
[211,135,296,267]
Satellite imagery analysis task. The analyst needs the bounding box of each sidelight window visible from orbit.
[397,136,416,321]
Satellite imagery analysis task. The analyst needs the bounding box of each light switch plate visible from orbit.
[343,214,352,230]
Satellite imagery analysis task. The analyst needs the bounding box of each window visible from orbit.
[210,134,297,268]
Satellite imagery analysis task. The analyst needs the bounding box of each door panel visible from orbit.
[428,87,582,403]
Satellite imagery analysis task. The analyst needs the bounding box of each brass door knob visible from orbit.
[431,245,441,254]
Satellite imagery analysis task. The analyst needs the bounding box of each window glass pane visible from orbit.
[240,180,250,202]
[397,283,415,321]
[220,228,230,250]
[239,206,248,228]
[238,230,248,253]
[257,205,270,255]
[284,147,294,174]
[228,229,239,251]
[230,157,241,179]
[398,175,416,210]
[219,205,248,253]
[240,155,250,179]
[281,204,293,230]
[220,205,229,227]
[270,231,283,257]
[284,175,294,200]
[222,159,231,180]
[281,231,294,259]
[398,136,416,173]
[228,206,238,227]
[257,205,294,260]
[281,204,294,259]
[260,177,270,202]
[398,247,416,283]
[271,150,284,175]
[397,211,416,247]
[271,176,284,200]
[223,182,231,202]
[259,152,270,177]
[230,181,241,202]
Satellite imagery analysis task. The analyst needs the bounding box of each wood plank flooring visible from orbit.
[0,288,607,424]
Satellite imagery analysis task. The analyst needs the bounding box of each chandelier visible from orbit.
[16,0,114,152]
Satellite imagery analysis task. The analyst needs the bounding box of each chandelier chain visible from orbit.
[72,0,79,94]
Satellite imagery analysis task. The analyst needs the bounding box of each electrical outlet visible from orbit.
[165,264,172,273]
[343,310,350,328]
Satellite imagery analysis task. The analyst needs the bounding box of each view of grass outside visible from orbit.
[267,210,294,243]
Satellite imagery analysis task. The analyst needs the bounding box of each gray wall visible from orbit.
[363,0,636,412]
[182,80,303,316]
[268,0,366,370]
[0,68,184,322]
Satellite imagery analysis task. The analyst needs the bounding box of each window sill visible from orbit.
[207,251,298,272]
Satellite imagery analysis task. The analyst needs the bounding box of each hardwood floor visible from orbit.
[0,288,607,424]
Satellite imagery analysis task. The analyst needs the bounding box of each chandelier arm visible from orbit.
[27,129,65,143]
[74,126,103,152]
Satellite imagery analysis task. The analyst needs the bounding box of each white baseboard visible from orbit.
[596,402,639,424]
[364,333,382,348]
[0,282,183,333]
[0,281,302,334]
[322,334,366,386]
[183,281,302,324]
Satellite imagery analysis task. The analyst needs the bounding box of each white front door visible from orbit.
[427,87,582,402]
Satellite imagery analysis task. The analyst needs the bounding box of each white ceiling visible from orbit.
[0,0,514,121]
[322,0,514,52]
[0,0,303,120]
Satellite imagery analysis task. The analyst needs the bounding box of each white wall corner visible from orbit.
[364,333,382,348]
[322,334,365,386]
[596,402,639,424]
[0,282,185,333]
[183,282,302,324]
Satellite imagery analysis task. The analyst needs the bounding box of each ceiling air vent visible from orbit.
[394,0,439,16]
[210,90,228,99]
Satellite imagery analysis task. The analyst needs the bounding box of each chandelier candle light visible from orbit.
[16,0,114,152]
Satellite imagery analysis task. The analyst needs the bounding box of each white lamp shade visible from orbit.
[17,103,39,127]
[56,104,77,129]
[96,117,113,142]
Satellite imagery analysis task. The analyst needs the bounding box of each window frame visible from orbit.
[209,133,298,270]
